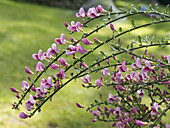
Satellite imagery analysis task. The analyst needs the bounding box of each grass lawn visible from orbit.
[0,0,169,128]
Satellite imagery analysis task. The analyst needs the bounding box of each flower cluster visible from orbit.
[11,3,170,128]
[78,52,170,127]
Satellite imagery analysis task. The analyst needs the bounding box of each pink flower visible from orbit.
[82,38,92,45]
[137,89,145,98]
[66,45,76,56]
[58,58,69,66]
[151,103,160,115]
[107,93,115,102]
[29,94,36,104]
[36,61,44,72]
[136,120,146,126]
[32,49,43,61]
[36,87,46,98]
[56,69,67,79]
[81,74,91,84]
[69,45,76,51]
[115,71,122,82]
[165,124,170,128]
[114,107,121,116]
[25,100,34,111]
[163,81,170,84]
[66,50,76,56]
[131,58,142,69]
[40,77,54,89]
[55,33,66,45]
[76,103,85,108]
[76,44,87,54]
[43,48,53,59]
[167,55,170,64]
[131,106,137,114]
[31,86,36,92]
[142,60,153,72]
[21,81,29,91]
[81,62,88,68]
[117,85,125,91]
[124,74,131,81]
[67,21,82,32]
[116,121,124,128]
[130,71,135,80]
[49,43,60,55]
[145,60,153,69]
[96,5,105,13]
[118,61,128,72]
[95,79,103,86]
[101,68,110,76]
[87,7,99,18]
[50,63,60,70]
[76,7,86,18]
[25,66,34,74]
[19,112,28,119]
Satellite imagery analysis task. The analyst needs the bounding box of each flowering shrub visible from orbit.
[11,4,170,128]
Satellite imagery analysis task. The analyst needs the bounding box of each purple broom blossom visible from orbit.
[55,33,66,45]
[58,58,69,66]
[76,7,86,18]
[21,81,29,91]
[36,61,44,72]
[87,7,99,18]
[101,68,110,76]
[96,5,105,13]
[82,38,92,45]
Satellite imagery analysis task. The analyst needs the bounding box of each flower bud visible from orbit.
[19,112,28,119]
[136,120,146,126]
[25,66,34,75]
[110,23,115,31]
[64,22,69,27]
[76,103,85,108]
[10,87,19,93]
[92,119,97,122]
[15,93,20,99]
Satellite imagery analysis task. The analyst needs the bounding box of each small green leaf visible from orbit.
[131,20,136,27]
[94,40,99,45]
[100,51,105,56]
[94,100,98,103]
[138,5,141,11]
[137,35,142,43]
[119,27,122,32]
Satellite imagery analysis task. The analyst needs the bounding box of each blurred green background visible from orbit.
[0,0,169,128]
